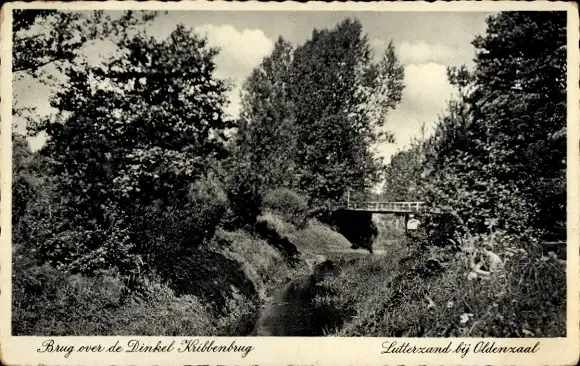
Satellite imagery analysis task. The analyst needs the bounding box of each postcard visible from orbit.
[1,1,578,365]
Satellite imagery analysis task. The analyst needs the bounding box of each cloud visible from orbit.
[375,62,457,162]
[397,41,455,65]
[194,24,275,117]
[402,63,457,112]
[367,39,473,162]
[372,39,471,67]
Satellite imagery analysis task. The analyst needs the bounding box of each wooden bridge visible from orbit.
[342,201,427,214]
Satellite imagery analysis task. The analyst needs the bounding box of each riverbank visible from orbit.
[310,238,566,337]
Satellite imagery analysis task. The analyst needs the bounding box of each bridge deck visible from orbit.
[342,201,427,213]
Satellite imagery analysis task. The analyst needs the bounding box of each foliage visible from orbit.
[12,253,218,336]
[214,229,293,302]
[288,19,405,208]
[261,188,309,227]
[339,12,569,340]
[411,12,567,241]
[287,219,353,255]
[13,10,158,75]
[229,19,405,217]
[12,134,42,228]
[13,11,567,340]
[313,240,565,337]
[255,212,302,263]
[130,188,227,278]
[12,14,406,337]
[26,25,232,275]
[226,38,298,227]
[381,125,429,202]
[467,11,566,236]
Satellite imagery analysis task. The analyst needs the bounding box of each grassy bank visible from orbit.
[12,211,351,336]
[312,238,566,337]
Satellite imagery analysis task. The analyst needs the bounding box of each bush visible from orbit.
[12,255,218,336]
[187,172,230,232]
[128,172,233,290]
[287,219,353,254]
[261,188,309,227]
[214,229,293,301]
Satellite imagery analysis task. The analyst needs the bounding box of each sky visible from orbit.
[14,10,493,162]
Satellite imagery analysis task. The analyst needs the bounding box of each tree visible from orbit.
[423,12,567,239]
[12,10,159,139]
[288,18,405,208]
[468,11,567,236]
[12,135,42,228]
[382,149,422,202]
[382,124,429,202]
[13,10,158,75]
[226,37,297,225]
[29,25,232,274]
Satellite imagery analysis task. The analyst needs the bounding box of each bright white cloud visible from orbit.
[194,24,274,117]
[396,40,460,65]
[403,63,456,112]
[375,62,457,163]
[360,40,460,162]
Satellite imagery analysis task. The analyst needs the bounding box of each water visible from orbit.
[252,274,321,336]
[251,219,405,336]
[251,259,351,336]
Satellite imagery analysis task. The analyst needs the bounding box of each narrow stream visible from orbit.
[251,214,402,336]
[251,260,340,336]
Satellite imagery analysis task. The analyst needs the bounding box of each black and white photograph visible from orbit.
[1,1,578,365]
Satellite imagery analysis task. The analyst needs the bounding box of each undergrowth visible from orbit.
[313,236,566,337]
[12,189,352,336]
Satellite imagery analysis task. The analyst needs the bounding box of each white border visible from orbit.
[1,2,578,365]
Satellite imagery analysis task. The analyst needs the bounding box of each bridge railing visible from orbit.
[345,201,427,213]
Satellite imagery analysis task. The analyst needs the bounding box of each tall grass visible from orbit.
[12,257,218,336]
[313,238,566,337]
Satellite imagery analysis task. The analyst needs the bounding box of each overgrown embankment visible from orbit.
[213,214,354,336]
[310,236,566,337]
[12,188,355,336]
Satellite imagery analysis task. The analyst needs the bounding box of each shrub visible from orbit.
[287,219,352,254]
[129,172,233,289]
[12,255,218,336]
[187,172,230,233]
[261,188,309,227]
[214,229,292,301]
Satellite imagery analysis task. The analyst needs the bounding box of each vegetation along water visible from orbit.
[12,11,566,337]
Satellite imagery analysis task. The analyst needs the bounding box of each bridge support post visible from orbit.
[404,212,409,243]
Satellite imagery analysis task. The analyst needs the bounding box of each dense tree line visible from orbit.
[383,12,567,242]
